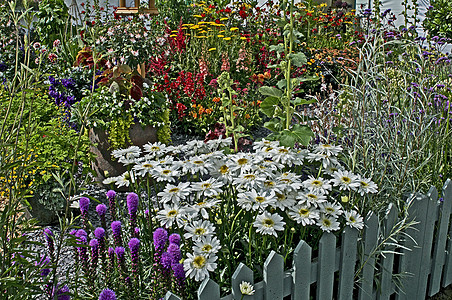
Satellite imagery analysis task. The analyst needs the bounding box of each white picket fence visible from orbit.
[164,178,452,300]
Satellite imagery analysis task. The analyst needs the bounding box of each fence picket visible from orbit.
[164,291,181,300]
[396,193,429,300]
[416,187,439,297]
[232,263,255,300]
[292,240,311,300]
[317,232,336,300]
[377,204,398,300]
[358,212,378,300]
[198,278,220,300]
[430,180,452,295]
[338,226,359,300]
[264,250,284,300]
[441,180,452,287]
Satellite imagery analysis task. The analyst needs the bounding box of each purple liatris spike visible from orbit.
[172,262,186,293]
[43,228,54,258]
[54,284,70,300]
[169,233,181,246]
[94,227,106,258]
[126,193,139,234]
[160,252,171,270]
[79,197,90,228]
[167,243,181,265]
[128,238,140,275]
[77,235,89,274]
[106,190,117,220]
[115,246,126,274]
[99,288,116,300]
[90,239,99,272]
[96,204,108,229]
[36,255,51,277]
[111,221,123,247]
[108,247,115,276]
[94,227,105,240]
[153,228,168,252]
[134,227,140,239]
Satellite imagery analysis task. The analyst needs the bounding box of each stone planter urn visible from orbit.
[89,123,158,186]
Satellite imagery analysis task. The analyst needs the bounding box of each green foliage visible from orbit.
[157,108,172,144]
[108,116,133,150]
[33,0,69,47]
[424,0,452,39]
[258,0,317,147]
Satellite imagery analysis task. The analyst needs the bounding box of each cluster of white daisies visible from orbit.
[104,137,377,281]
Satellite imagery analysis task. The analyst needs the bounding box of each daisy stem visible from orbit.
[248,221,253,267]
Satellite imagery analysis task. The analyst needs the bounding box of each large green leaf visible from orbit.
[264,119,282,132]
[278,124,314,147]
[259,86,283,98]
[293,97,317,106]
[260,96,280,117]
[290,52,307,67]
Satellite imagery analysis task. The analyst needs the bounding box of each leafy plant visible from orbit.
[258,0,317,147]
[33,0,69,47]
[424,0,452,39]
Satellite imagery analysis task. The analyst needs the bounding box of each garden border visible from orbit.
[164,179,452,300]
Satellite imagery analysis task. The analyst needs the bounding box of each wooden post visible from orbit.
[134,0,140,7]
[119,0,125,7]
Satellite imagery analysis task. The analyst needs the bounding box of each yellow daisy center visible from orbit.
[193,256,206,269]
[263,218,275,227]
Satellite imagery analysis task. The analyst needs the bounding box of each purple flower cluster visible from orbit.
[128,238,140,275]
[111,221,123,247]
[99,288,116,300]
[127,193,139,235]
[96,203,108,229]
[43,228,54,259]
[106,190,117,220]
[90,239,99,272]
[79,197,90,228]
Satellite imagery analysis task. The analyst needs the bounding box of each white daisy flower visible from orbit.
[356,176,378,196]
[253,212,285,237]
[133,160,158,177]
[233,172,266,191]
[314,143,343,156]
[344,210,364,230]
[184,220,215,241]
[273,191,297,210]
[332,170,360,191]
[319,202,343,217]
[157,182,191,204]
[184,252,217,281]
[102,176,120,185]
[152,166,179,182]
[193,236,221,255]
[239,281,255,295]
[143,141,167,158]
[183,140,209,156]
[229,153,255,173]
[317,214,340,232]
[306,152,339,169]
[113,171,136,188]
[253,139,280,152]
[156,204,187,228]
[288,204,319,226]
[184,156,211,176]
[192,178,224,197]
[277,173,303,192]
[292,149,309,166]
[244,189,276,212]
[209,162,233,183]
[269,146,298,165]
[111,145,141,160]
[192,198,221,219]
[302,176,332,194]
[298,190,328,206]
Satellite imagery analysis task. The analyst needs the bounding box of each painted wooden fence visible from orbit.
[165,179,452,300]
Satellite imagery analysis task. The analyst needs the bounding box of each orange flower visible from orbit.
[206,108,213,114]
[212,97,221,103]
[263,71,271,79]
[257,100,262,106]
[245,113,250,119]
[192,112,198,119]
[257,74,265,83]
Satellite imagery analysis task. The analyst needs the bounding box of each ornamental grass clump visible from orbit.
[333,14,452,213]
[102,137,377,295]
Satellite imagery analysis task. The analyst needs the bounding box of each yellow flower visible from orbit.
[320,3,327,7]
[170,34,177,37]
[240,37,247,40]
[230,27,239,31]
[341,196,349,203]
[183,23,194,26]
[217,34,224,38]
[195,35,207,38]
[223,37,231,40]
[171,30,178,33]
[220,17,228,21]
[193,14,203,18]
[208,48,216,51]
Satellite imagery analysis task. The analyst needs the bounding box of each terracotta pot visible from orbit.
[89,123,158,186]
